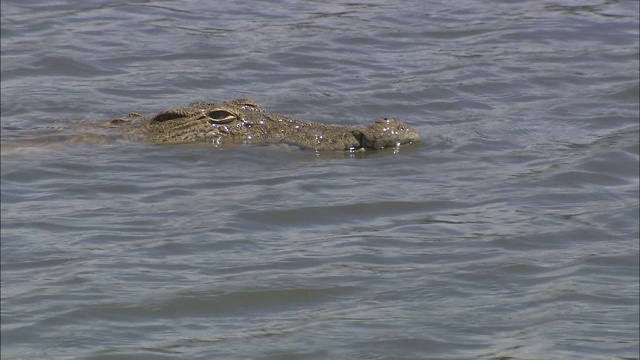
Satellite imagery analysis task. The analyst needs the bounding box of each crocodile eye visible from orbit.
[206,110,237,124]
[240,103,260,110]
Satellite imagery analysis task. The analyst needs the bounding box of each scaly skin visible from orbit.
[88,98,421,150]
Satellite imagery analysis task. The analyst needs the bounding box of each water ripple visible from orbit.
[2,0,638,359]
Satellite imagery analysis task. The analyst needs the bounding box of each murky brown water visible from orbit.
[2,1,638,359]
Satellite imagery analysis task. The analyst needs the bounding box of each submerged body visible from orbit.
[47,99,421,151]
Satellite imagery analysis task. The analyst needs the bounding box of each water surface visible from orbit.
[1,0,639,359]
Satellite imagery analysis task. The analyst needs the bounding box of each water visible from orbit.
[1,0,638,359]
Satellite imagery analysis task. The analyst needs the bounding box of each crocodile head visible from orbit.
[138,99,420,150]
[352,117,421,150]
[142,99,264,143]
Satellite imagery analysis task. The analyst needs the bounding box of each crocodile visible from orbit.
[24,98,421,151]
